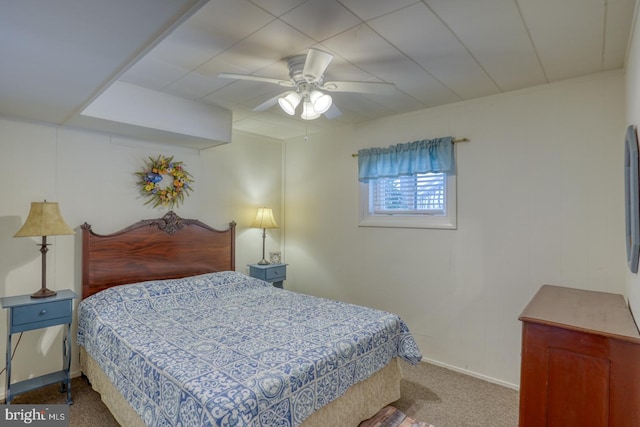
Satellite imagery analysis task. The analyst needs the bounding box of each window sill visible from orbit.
[358,215,456,229]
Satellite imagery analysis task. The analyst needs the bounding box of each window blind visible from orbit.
[370,172,445,215]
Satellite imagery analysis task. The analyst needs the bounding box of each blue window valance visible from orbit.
[358,136,455,182]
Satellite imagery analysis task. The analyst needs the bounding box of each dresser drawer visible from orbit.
[11,300,72,332]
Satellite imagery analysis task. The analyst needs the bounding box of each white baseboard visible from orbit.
[418,357,520,391]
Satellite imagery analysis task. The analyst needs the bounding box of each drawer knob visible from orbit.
[40,310,47,315]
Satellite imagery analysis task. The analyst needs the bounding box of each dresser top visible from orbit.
[519,285,640,342]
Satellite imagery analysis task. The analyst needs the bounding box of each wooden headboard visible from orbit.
[81,211,235,299]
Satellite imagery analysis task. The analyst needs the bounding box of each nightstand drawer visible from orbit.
[265,266,286,281]
[11,300,72,332]
[248,264,287,285]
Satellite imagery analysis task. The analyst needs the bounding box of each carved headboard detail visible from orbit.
[81,211,236,298]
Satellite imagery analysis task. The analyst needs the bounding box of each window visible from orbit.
[357,136,457,229]
[359,172,456,229]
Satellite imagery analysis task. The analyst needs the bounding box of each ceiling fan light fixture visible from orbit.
[301,100,321,120]
[278,92,301,115]
[310,90,332,114]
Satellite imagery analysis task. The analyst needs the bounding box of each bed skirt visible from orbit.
[80,347,401,427]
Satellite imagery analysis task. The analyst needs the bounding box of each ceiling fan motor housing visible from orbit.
[288,55,317,86]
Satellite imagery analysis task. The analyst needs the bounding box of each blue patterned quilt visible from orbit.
[77,271,422,426]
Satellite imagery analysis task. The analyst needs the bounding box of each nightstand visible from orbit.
[248,264,287,288]
[1,289,78,404]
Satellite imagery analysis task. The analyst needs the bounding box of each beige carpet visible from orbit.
[11,361,519,427]
[395,360,519,427]
[11,376,119,426]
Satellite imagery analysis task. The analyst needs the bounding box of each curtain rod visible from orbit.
[351,137,469,157]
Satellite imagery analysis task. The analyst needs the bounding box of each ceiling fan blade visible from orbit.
[321,80,396,95]
[252,93,287,112]
[323,103,342,120]
[218,73,294,88]
[303,48,334,83]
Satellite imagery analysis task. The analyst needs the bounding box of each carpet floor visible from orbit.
[11,376,119,426]
[10,360,519,426]
[395,360,519,427]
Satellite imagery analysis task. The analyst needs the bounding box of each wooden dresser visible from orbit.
[518,285,640,426]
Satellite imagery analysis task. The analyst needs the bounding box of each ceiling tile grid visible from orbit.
[2,0,636,143]
[138,0,634,140]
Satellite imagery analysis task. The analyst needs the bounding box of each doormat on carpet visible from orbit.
[358,405,434,427]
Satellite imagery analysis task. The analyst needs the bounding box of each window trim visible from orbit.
[359,173,457,229]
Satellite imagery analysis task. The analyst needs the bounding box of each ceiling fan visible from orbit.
[218,48,396,120]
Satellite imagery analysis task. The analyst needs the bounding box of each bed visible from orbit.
[77,211,422,426]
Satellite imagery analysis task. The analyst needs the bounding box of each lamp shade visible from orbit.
[310,90,332,114]
[15,202,75,237]
[250,207,278,229]
[278,92,301,115]
[301,100,321,120]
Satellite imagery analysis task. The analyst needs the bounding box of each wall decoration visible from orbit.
[625,125,640,273]
[137,155,194,209]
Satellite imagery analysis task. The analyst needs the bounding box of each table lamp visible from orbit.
[14,201,75,298]
[250,207,278,265]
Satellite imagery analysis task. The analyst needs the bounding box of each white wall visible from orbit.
[199,131,284,271]
[0,118,282,393]
[284,71,626,387]
[626,3,640,322]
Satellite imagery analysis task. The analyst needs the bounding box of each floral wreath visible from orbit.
[136,155,194,208]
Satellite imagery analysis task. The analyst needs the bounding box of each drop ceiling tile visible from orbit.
[164,71,229,100]
[425,0,546,92]
[144,0,274,70]
[391,69,461,107]
[369,3,499,99]
[322,24,403,75]
[242,88,290,110]
[338,0,421,21]
[248,0,308,17]
[120,57,189,91]
[248,60,295,81]
[331,90,426,116]
[290,45,384,82]
[324,105,369,123]
[360,91,427,115]
[323,24,459,106]
[197,19,314,76]
[330,93,396,119]
[603,0,636,69]
[518,0,604,81]
[280,0,361,41]
[205,80,283,107]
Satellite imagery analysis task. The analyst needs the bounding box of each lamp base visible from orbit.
[257,259,270,265]
[31,287,57,299]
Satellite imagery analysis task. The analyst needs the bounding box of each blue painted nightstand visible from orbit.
[248,264,287,288]
[1,289,78,404]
